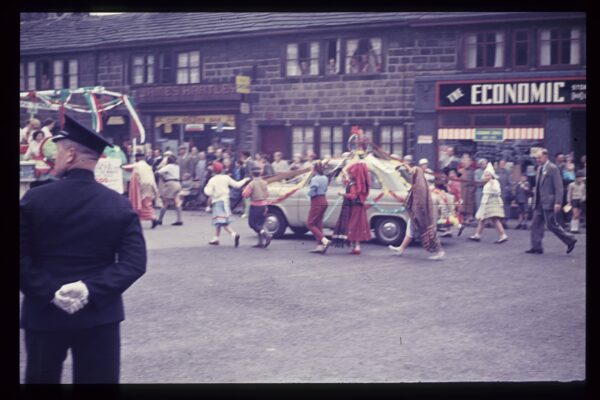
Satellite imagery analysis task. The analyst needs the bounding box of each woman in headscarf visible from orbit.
[333,159,372,254]
[389,165,445,260]
[468,163,508,243]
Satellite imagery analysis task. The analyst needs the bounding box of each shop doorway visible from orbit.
[571,111,586,163]
[260,125,287,159]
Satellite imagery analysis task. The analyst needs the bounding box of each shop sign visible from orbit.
[155,115,235,133]
[417,135,433,144]
[437,77,586,109]
[474,128,504,142]
[240,102,250,114]
[107,116,125,125]
[235,75,251,94]
[134,83,241,103]
[185,124,205,132]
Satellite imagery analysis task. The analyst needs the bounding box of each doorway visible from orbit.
[260,125,287,159]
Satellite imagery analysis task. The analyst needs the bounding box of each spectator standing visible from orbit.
[459,153,476,225]
[398,155,413,183]
[496,159,513,228]
[271,151,290,173]
[514,174,532,230]
[474,158,488,212]
[290,153,304,171]
[23,130,45,161]
[567,171,586,233]
[206,145,217,163]
[122,152,160,229]
[261,153,275,176]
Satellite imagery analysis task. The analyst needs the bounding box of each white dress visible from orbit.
[475,179,505,220]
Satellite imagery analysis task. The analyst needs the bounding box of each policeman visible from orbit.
[20,115,147,383]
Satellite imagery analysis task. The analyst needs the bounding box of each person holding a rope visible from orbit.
[307,160,332,254]
[242,167,272,248]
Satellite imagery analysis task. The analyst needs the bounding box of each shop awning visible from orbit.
[438,127,544,140]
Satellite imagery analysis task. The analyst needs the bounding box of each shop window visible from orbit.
[325,39,341,75]
[539,27,581,66]
[509,114,543,126]
[176,51,200,84]
[465,31,505,69]
[320,126,343,158]
[158,52,172,83]
[513,30,531,67]
[440,113,470,127]
[473,114,507,126]
[292,126,314,157]
[52,59,78,89]
[346,38,382,74]
[132,54,155,84]
[286,42,319,76]
[379,126,404,156]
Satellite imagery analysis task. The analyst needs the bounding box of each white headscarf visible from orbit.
[484,162,497,179]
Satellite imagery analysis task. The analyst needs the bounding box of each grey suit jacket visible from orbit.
[532,161,564,210]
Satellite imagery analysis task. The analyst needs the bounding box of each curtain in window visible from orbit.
[287,44,299,76]
[53,60,63,89]
[494,32,504,67]
[310,42,319,75]
[540,30,551,66]
[466,34,476,68]
[570,28,581,65]
[190,51,200,83]
[147,55,155,83]
[346,39,358,73]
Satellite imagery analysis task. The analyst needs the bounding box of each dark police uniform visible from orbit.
[20,116,147,383]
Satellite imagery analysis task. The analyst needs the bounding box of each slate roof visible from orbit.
[20,12,584,54]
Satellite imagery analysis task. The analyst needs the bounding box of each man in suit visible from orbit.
[20,115,147,383]
[526,148,577,255]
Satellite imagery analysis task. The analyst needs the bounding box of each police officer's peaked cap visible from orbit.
[52,115,113,155]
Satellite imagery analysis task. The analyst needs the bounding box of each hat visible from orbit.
[178,144,188,150]
[418,158,428,166]
[403,155,413,162]
[212,161,224,173]
[52,115,113,155]
[484,162,497,178]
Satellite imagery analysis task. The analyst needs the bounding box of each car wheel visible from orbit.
[374,217,406,246]
[264,208,288,238]
[290,227,309,236]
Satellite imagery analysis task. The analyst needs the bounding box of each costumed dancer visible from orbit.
[389,166,446,260]
[307,160,331,254]
[242,166,272,248]
[123,151,160,229]
[444,167,465,237]
[203,161,249,246]
[468,163,508,243]
[156,155,184,226]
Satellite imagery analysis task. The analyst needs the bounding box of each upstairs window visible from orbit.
[513,30,531,67]
[465,32,505,69]
[26,62,36,90]
[53,59,78,89]
[158,52,172,84]
[176,51,200,84]
[346,38,382,74]
[39,60,51,90]
[539,27,581,66]
[325,39,341,75]
[286,42,319,76]
[132,54,155,84]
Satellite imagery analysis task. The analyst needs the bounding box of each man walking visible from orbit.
[526,148,577,255]
[20,115,146,383]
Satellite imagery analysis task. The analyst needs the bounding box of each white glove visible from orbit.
[52,280,89,314]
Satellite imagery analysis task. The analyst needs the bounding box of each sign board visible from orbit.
[474,128,504,142]
[185,124,205,132]
[107,116,125,125]
[156,115,236,134]
[417,135,433,144]
[437,77,586,109]
[134,83,241,103]
[235,75,251,94]
[94,157,124,194]
[240,102,250,114]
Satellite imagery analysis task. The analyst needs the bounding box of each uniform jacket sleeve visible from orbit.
[20,194,61,303]
[82,210,147,310]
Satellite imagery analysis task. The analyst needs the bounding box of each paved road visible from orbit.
[20,211,586,383]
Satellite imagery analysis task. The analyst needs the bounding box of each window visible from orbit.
[465,32,505,68]
[539,27,581,66]
[39,61,50,90]
[513,30,531,67]
[158,52,172,83]
[346,38,382,74]
[132,55,155,84]
[473,114,507,126]
[325,39,341,75]
[319,126,343,158]
[379,126,404,156]
[52,59,78,89]
[286,42,319,76]
[292,126,314,157]
[20,61,38,91]
[176,51,200,84]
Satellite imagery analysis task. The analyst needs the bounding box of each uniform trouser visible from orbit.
[530,205,576,251]
[307,196,328,243]
[248,205,267,234]
[24,322,120,384]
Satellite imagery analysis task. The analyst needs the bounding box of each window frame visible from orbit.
[378,125,406,157]
[291,125,315,158]
[20,61,37,91]
[343,36,383,75]
[51,58,79,90]
[512,29,532,69]
[131,53,156,85]
[285,41,321,77]
[537,26,583,68]
[175,50,201,85]
[318,125,344,159]
[464,30,506,71]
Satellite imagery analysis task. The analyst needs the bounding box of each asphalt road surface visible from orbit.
[20,211,586,383]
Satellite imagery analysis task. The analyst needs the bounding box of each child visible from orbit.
[514,174,531,229]
[203,161,249,246]
[468,163,508,243]
[242,167,272,248]
[567,171,586,233]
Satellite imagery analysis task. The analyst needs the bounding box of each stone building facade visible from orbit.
[21,12,586,167]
